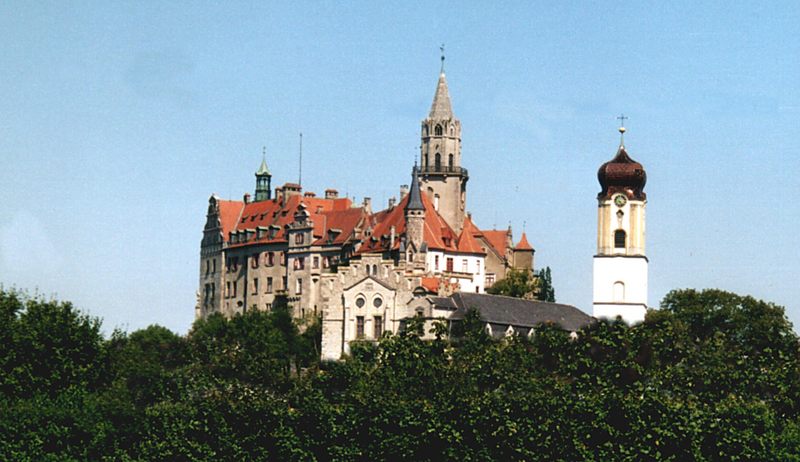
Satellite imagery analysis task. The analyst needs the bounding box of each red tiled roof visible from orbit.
[515,232,534,251]
[223,193,357,248]
[218,200,244,242]
[313,207,367,246]
[421,277,440,293]
[357,191,460,254]
[456,216,486,254]
[482,229,509,257]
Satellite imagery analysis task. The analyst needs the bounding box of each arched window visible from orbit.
[372,264,378,276]
[434,124,442,136]
[423,125,428,136]
[614,229,626,249]
[613,281,625,302]
[448,153,453,169]
[435,153,441,169]
[433,194,440,211]
[424,153,428,168]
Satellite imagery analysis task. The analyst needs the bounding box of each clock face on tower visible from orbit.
[614,194,627,207]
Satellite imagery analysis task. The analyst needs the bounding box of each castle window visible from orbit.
[313,256,319,269]
[233,281,237,297]
[434,255,440,270]
[251,255,259,268]
[435,153,441,169]
[372,264,378,276]
[448,154,453,169]
[374,316,383,338]
[296,278,303,294]
[613,281,625,302]
[356,316,365,339]
[252,278,259,295]
[267,252,275,266]
[435,124,442,136]
[614,229,626,249]
[266,277,273,293]
[205,260,210,275]
[295,233,304,245]
[373,297,383,308]
[356,297,366,308]
[446,257,454,272]
[424,153,429,168]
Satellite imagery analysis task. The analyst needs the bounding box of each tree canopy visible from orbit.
[1,287,799,461]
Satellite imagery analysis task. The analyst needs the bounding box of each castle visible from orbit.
[197,63,648,359]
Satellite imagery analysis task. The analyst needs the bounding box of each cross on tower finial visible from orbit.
[617,114,628,144]
[440,44,445,73]
[262,145,266,160]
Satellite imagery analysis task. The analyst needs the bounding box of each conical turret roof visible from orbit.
[405,165,425,211]
[429,72,453,119]
[256,156,271,176]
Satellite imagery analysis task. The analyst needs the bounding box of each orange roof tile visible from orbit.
[217,200,244,242]
[515,232,534,251]
[456,215,486,254]
[482,229,510,257]
[421,276,440,293]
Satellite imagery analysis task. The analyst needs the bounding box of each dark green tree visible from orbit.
[536,266,556,302]
[486,268,538,299]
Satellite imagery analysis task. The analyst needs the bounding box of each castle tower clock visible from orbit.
[592,125,648,324]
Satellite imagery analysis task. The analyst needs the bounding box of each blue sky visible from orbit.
[1,1,798,334]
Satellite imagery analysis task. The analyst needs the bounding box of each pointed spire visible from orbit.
[405,164,425,211]
[256,146,271,176]
[515,232,534,251]
[429,70,453,119]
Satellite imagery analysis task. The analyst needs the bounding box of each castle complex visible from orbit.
[197,63,648,359]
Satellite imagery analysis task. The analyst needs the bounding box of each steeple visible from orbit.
[254,147,272,202]
[405,165,425,211]
[419,53,468,234]
[429,72,453,119]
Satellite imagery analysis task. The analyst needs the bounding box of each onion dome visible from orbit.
[597,128,647,200]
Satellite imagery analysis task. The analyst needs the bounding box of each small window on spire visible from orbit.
[614,229,626,249]
[435,125,442,136]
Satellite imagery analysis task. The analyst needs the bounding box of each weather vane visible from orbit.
[440,44,445,73]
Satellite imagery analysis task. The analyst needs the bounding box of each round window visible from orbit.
[355,297,365,308]
[373,297,383,308]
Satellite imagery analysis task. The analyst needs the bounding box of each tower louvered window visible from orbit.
[614,229,626,249]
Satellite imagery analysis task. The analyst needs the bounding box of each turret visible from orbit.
[255,148,272,202]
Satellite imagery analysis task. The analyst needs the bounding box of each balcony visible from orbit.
[418,165,469,177]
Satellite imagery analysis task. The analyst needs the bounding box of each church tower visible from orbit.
[592,125,648,324]
[254,149,272,202]
[419,54,468,234]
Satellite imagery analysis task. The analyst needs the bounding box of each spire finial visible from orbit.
[440,44,445,74]
[617,114,628,145]
[262,145,266,161]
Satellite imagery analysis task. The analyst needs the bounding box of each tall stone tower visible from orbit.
[419,61,468,234]
[592,126,648,324]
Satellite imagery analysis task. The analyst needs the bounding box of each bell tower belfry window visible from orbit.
[592,121,648,324]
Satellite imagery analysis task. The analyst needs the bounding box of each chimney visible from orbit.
[400,185,409,199]
[243,192,251,204]
[388,196,396,208]
[362,197,372,212]
[325,188,339,199]
[304,192,316,198]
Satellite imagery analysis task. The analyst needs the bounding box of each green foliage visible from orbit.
[536,266,556,302]
[486,268,538,299]
[2,287,800,460]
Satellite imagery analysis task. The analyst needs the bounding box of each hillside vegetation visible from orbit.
[1,288,799,461]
